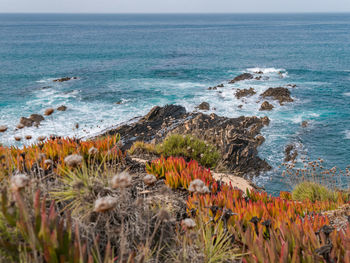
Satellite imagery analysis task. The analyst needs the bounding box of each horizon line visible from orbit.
[1,11,350,15]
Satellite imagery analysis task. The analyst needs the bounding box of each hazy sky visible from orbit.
[1,0,350,13]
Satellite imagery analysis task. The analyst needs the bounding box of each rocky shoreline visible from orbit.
[99,70,298,178]
[2,71,300,182]
[101,104,271,177]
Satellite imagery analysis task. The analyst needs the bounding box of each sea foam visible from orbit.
[247,67,286,74]
[345,130,350,139]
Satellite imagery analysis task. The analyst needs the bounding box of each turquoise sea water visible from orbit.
[1,14,350,194]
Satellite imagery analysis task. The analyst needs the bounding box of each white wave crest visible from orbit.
[343,92,350,97]
[345,130,350,139]
[247,67,286,74]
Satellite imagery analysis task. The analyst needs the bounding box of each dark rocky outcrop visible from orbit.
[20,117,34,127]
[235,88,256,99]
[142,105,186,123]
[260,87,293,105]
[229,73,254,84]
[285,144,298,162]
[104,105,271,176]
[301,121,308,128]
[259,101,274,111]
[19,114,45,127]
[53,77,77,82]
[29,114,44,124]
[196,102,210,111]
[57,105,67,111]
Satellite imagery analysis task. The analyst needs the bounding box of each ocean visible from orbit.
[1,13,350,194]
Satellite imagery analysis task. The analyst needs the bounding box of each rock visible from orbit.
[260,87,293,105]
[255,135,265,146]
[235,88,256,99]
[255,76,262,80]
[196,102,210,111]
[259,101,274,111]
[261,116,270,126]
[16,123,24,129]
[301,121,308,128]
[25,135,32,140]
[285,144,298,162]
[115,101,122,105]
[238,105,243,109]
[44,108,54,116]
[287,84,297,88]
[0,125,7,132]
[143,105,186,123]
[20,117,34,127]
[229,73,254,84]
[29,114,44,124]
[103,105,271,176]
[255,71,263,74]
[208,84,223,90]
[57,105,67,111]
[53,77,77,82]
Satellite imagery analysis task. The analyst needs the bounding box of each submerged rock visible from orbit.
[229,73,254,84]
[196,102,210,111]
[208,83,224,90]
[259,101,274,111]
[104,105,271,176]
[301,121,308,128]
[53,77,77,82]
[57,105,67,111]
[235,88,256,99]
[260,87,293,105]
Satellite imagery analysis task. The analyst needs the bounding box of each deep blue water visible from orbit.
[1,13,350,194]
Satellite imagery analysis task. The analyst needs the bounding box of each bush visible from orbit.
[129,134,221,168]
[292,181,338,202]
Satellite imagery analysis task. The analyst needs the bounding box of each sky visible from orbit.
[1,0,350,13]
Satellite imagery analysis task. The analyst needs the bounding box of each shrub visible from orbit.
[292,181,338,202]
[128,141,158,156]
[130,134,221,168]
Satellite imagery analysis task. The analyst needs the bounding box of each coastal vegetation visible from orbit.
[0,134,349,262]
[292,181,338,202]
[129,134,221,168]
